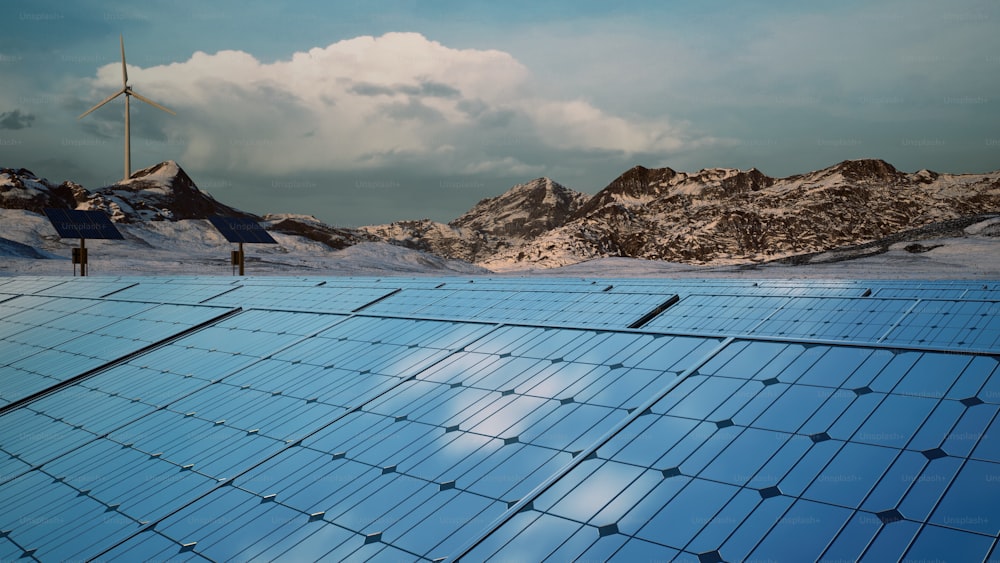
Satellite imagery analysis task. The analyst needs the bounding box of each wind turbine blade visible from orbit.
[78,89,126,119]
[120,34,128,86]
[130,90,176,115]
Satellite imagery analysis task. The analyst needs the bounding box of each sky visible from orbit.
[1,0,998,226]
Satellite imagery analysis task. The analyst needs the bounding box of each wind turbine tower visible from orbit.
[79,35,175,182]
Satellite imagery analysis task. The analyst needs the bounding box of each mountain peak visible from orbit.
[573,165,682,218]
[607,165,679,195]
[827,158,901,181]
[124,160,186,185]
[85,161,253,223]
[503,177,556,195]
[449,177,589,240]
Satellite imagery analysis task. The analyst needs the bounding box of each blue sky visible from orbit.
[2,0,998,225]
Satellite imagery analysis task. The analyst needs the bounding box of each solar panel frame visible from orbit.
[208,216,277,244]
[42,208,124,240]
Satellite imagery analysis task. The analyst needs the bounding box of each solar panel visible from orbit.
[0,277,65,296]
[42,208,124,240]
[362,286,674,329]
[463,340,1000,562]
[0,275,998,561]
[208,215,277,244]
[0,295,238,409]
[203,284,399,313]
[107,281,238,305]
[34,279,137,299]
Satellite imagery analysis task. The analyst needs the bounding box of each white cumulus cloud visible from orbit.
[78,32,702,177]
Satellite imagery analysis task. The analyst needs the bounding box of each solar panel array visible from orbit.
[0,275,998,561]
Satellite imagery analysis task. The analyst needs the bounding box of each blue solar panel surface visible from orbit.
[0,294,236,408]
[0,275,997,561]
[463,341,1000,561]
[42,208,124,240]
[208,216,278,244]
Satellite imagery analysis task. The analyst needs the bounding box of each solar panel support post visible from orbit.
[208,215,277,276]
[43,209,122,276]
[72,238,88,276]
[229,247,245,275]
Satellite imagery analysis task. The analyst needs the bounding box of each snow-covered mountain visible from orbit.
[361,177,588,263]
[0,161,250,222]
[479,159,1000,270]
[78,161,257,222]
[0,162,485,275]
[0,167,83,213]
[356,159,999,271]
[2,158,998,276]
[451,177,589,238]
[262,213,379,250]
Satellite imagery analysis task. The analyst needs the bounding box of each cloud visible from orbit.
[0,109,35,130]
[75,32,706,178]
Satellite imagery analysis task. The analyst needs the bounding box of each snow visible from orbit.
[471,214,1000,279]
[2,158,999,280]
[499,236,1000,279]
[965,216,1000,237]
[119,160,182,188]
[0,170,49,199]
[0,236,60,260]
[1,206,997,279]
[263,213,325,225]
[0,209,486,277]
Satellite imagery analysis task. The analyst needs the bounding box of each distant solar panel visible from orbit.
[42,208,123,240]
[207,285,400,313]
[362,287,675,329]
[208,216,277,244]
[34,279,137,299]
[107,282,238,305]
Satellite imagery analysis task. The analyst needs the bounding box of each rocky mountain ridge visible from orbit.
[360,177,590,263]
[88,161,253,222]
[3,158,998,270]
[474,159,1000,269]
[0,161,251,223]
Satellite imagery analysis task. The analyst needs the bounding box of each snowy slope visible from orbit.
[81,161,253,222]
[3,158,998,278]
[0,161,484,276]
[360,219,485,262]
[0,208,487,276]
[451,177,589,239]
[509,216,1000,279]
[263,213,378,250]
[482,159,1000,270]
[0,167,81,212]
[2,204,996,279]
[361,177,589,264]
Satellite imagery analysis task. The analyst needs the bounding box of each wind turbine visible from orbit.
[78,35,175,182]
